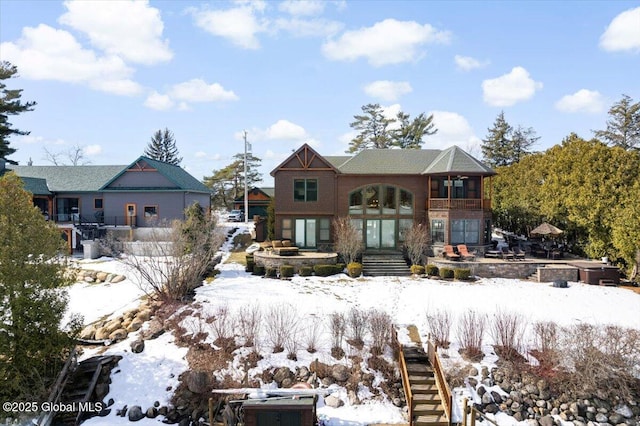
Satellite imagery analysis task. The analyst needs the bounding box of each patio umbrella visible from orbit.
[530,222,564,237]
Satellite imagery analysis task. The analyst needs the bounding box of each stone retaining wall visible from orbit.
[254,251,338,273]
[537,265,579,282]
[429,259,544,279]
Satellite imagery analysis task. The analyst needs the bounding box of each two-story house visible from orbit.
[271,144,495,255]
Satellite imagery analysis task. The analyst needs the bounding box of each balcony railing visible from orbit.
[429,198,492,210]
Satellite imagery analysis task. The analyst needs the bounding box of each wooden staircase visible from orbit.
[395,327,452,426]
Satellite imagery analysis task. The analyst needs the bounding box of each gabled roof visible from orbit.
[234,187,274,202]
[422,145,495,175]
[19,176,52,195]
[336,149,442,174]
[270,144,340,176]
[8,165,124,192]
[100,156,211,193]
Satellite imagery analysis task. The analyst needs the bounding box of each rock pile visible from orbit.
[78,301,157,343]
[73,268,126,284]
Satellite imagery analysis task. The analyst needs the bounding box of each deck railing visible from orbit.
[392,328,414,424]
[427,339,453,426]
[429,198,492,210]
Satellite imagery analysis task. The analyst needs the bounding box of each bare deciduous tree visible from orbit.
[43,144,91,165]
[332,216,363,264]
[403,222,430,265]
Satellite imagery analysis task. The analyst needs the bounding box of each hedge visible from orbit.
[410,264,425,275]
[299,266,313,277]
[426,264,439,276]
[347,262,363,278]
[314,264,338,277]
[253,265,265,276]
[439,267,454,279]
[280,264,294,279]
[453,268,471,280]
[265,267,278,278]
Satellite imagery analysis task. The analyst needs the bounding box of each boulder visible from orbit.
[127,319,143,332]
[136,309,152,321]
[96,272,108,282]
[94,327,111,340]
[273,367,294,385]
[185,371,210,394]
[108,329,128,341]
[143,319,165,340]
[111,275,126,283]
[79,325,96,340]
[130,340,145,354]
[84,276,95,283]
[539,415,555,426]
[128,405,145,422]
[324,395,343,408]
[331,364,350,382]
[146,407,158,418]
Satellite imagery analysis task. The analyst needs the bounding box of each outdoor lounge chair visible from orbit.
[500,246,515,260]
[513,246,526,260]
[456,244,476,261]
[443,245,461,260]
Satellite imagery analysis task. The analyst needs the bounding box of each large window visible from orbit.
[144,205,158,218]
[431,219,445,243]
[294,179,317,202]
[451,219,480,244]
[349,185,413,216]
[295,219,317,248]
[56,197,79,221]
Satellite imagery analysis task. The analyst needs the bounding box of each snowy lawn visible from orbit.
[67,224,640,426]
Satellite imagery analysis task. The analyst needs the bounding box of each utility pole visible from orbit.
[243,130,249,224]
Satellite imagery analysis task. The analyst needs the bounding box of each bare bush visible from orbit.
[332,216,363,264]
[329,311,347,358]
[238,305,261,348]
[284,330,300,361]
[489,309,527,361]
[368,309,392,355]
[403,222,430,265]
[264,303,299,353]
[556,323,640,401]
[530,321,560,368]
[347,307,369,348]
[119,203,224,301]
[208,304,236,347]
[457,310,486,361]
[304,315,324,353]
[425,308,452,349]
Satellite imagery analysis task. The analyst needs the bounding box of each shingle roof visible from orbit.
[335,149,442,174]
[9,165,124,192]
[422,145,495,175]
[101,156,211,193]
[19,176,52,195]
[324,156,352,168]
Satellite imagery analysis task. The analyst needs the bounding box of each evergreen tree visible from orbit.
[204,153,262,209]
[482,112,538,167]
[0,173,77,405]
[393,112,438,149]
[144,128,182,165]
[0,61,36,165]
[347,104,438,153]
[593,94,640,151]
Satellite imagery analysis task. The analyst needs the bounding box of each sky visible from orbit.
[66,221,640,425]
[1,1,639,186]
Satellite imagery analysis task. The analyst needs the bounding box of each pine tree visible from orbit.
[593,94,640,151]
[0,173,77,405]
[144,128,182,165]
[393,112,437,149]
[482,111,513,167]
[204,153,262,209]
[0,61,36,165]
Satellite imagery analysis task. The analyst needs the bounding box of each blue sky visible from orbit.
[1,0,639,185]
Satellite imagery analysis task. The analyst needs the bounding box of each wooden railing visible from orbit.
[427,339,453,426]
[461,398,501,426]
[392,328,414,424]
[429,198,491,210]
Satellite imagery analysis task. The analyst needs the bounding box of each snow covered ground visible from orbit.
[65,223,640,425]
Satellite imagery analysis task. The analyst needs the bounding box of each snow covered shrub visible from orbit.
[265,267,278,278]
[425,308,452,349]
[347,307,369,349]
[253,264,265,275]
[426,264,439,276]
[439,267,454,279]
[265,303,299,353]
[368,309,393,355]
[457,310,486,361]
[489,309,526,362]
[299,265,313,276]
[453,268,471,280]
[285,331,300,361]
[329,311,347,359]
[209,304,236,349]
[410,264,425,275]
[279,264,294,279]
[347,262,363,278]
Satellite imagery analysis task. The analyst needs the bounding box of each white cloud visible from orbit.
[195,151,208,159]
[274,18,343,38]
[279,0,325,16]
[144,92,174,110]
[482,66,543,107]
[364,80,412,101]
[454,54,489,71]
[322,18,451,66]
[169,79,239,103]
[59,0,172,65]
[429,111,482,152]
[0,24,142,96]
[599,7,640,53]
[555,89,604,114]
[83,144,102,156]
[190,5,265,49]
[265,119,308,140]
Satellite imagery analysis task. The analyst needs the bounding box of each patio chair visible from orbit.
[456,244,476,261]
[500,246,515,260]
[513,246,526,260]
[443,245,461,260]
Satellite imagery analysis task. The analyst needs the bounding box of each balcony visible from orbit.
[429,198,492,210]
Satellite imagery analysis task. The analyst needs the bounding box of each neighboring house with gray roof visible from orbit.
[2,156,211,228]
[270,143,496,254]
